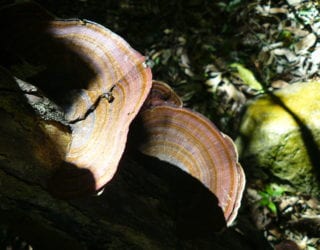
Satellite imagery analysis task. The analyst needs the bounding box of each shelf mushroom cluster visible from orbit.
[0,2,245,226]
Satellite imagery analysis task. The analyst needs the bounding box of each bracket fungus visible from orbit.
[0,2,152,196]
[49,20,152,195]
[0,2,245,226]
[138,81,245,225]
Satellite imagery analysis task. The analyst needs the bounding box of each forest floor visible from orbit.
[2,0,320,249]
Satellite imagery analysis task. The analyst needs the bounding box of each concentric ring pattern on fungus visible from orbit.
[139,82,245,225]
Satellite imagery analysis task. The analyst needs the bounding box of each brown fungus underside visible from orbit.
[0,2,245,227]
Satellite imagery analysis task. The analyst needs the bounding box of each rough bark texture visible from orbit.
[0,71,272,249]
[0,156,270,250]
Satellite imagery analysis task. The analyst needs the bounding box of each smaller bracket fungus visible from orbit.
[142,80,183,109]
[138,81,245,225]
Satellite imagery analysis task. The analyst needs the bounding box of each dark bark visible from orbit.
[0,154,270,250]
[0,67,271,250]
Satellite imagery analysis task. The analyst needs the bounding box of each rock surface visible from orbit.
[236,81,320,196]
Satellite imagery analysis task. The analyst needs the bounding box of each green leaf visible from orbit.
[265,185,274,195]
[272,187,286,197]
[265,184,286,197]
[259,198,270,206]
[267,202,277,214]
[258,191,269,199]
[230,63,264,92]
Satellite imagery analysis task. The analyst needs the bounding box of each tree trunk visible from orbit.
[0,69,270,249]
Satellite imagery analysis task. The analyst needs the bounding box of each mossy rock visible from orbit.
[236,82,320,196]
